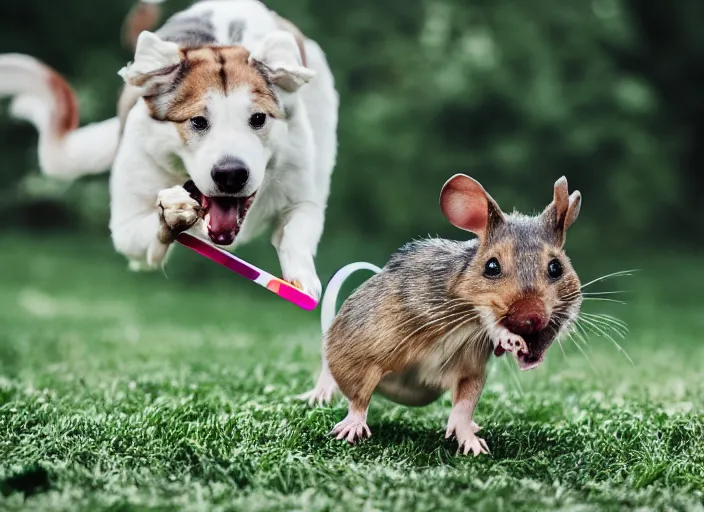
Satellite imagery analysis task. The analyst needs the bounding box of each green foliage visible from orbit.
[1,235,703,510]
[0,0,702,257]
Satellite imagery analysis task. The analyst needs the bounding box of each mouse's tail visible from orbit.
[320,262,381,333]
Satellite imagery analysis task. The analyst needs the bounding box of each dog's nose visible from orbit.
[211,158,249,194]
[503,297,548,335]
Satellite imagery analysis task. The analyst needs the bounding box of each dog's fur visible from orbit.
[0,0,338,298]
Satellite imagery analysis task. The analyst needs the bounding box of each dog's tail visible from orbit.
[320,262,382,333]
[0,54,121,180]
[122,0,167,52]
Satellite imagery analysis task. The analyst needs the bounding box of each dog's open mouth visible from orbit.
[183,180,255,246]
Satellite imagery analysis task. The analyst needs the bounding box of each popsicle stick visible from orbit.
[175,233,318,311]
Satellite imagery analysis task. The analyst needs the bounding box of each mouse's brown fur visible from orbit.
[321,174,583,455]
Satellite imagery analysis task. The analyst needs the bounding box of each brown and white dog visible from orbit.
[0,0,338,299]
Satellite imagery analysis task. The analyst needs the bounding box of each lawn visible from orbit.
[0,233,702,511]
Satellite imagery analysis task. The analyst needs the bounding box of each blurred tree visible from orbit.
[0,0,700,251]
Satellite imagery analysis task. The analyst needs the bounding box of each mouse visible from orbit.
[299,174,583,455]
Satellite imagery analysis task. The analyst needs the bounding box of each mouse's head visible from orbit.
[440,174,583,371]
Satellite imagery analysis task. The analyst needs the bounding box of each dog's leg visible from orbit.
[109,146,198,270]
[271,201,324,300]
[111,185,201,271]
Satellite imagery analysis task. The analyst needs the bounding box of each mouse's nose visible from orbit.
[503,297,548,335]
[211,158,249,194]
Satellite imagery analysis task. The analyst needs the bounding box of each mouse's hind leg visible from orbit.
[298,349,338,406]
[330,366,383,444]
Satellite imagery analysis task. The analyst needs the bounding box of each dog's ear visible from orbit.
[249,31,315,92]
[118,31,182,95]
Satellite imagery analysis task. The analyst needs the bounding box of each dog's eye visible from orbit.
[483,257,502,278]
[249,113,267,130]
[190,116,209,132]
[547,259,563,279]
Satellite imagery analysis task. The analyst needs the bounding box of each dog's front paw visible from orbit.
[279,259,322,301]
[492,329,528,357]
[156,186,201,243]
[499,333,527,355]
[287,273,322,301]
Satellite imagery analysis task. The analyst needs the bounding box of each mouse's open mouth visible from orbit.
[515,334,547,371]
[494,328,557,371]
[183,180,256,246]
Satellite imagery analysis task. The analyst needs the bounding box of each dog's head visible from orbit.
[119,31,314,245]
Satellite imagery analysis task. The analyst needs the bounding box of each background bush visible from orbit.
[1,0,701,262]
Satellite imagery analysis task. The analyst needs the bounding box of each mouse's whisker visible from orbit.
[551,307,575,321]
[416,299,473,318]
[582,312,629,330]
[580,269,638,291]
[423,313,481,372]
[581,290,630,296]
[387,310,478,359]
[580,313,629,337]
[565,330,597,372]
[554,316,583,345]
[556,337,567,358]
[577,316,634,366]
[571,321,592,346]
[582,297,627,305]
[578,316,623,340]
[553,312,581,341]
[583,322,629,344]
[438,317,486,372]
[489,315,507,330]
[444,297,474,306]
[559,290,583,302]
[389,302,470,335]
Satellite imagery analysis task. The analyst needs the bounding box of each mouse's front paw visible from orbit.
[156,186,201,243]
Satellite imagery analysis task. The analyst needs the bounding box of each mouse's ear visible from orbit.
[544,176,582,245]
[440,174,504,239]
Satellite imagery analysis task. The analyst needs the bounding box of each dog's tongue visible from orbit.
[205,197,241,246]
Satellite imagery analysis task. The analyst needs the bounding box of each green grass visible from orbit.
[0,233,702,511]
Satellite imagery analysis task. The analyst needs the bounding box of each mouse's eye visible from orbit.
[483,257,502,278]
[547,259,563,279]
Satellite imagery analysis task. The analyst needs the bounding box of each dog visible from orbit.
[0,0,338,299]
